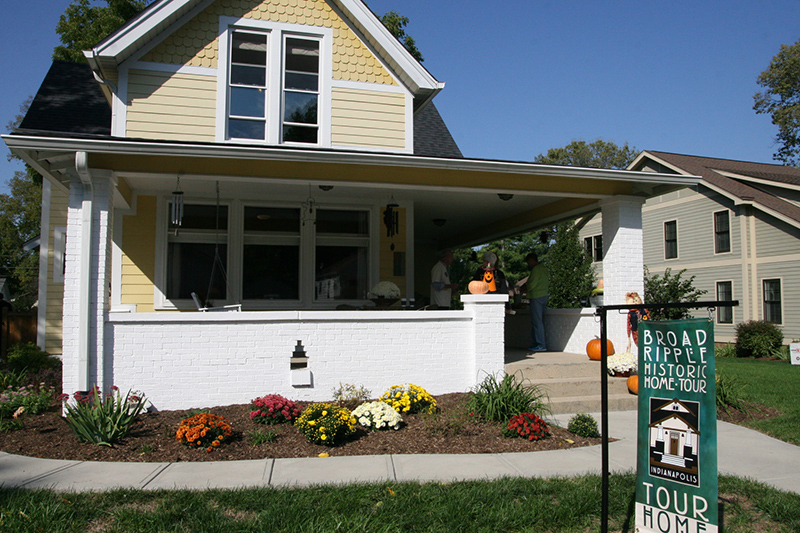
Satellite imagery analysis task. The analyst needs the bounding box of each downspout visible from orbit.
[75,152,93,391]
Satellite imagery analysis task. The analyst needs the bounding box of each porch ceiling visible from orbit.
[4,135,699,248]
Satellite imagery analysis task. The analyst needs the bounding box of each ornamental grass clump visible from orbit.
[332,382,371,411]
[380,383,437,414]
[295,403,356,446]
[176,412,234,452]
[352,401,402,430]
[249,394,303,425]
[567,412,600,438]
[467,372,550,422]
[62,386,147,446]
[503,412,550,441]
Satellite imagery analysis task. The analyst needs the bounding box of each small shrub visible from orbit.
[249,394,303,425]
[62,387,147,446]
[716,372,749,416]
[715,343,737,358]
[503,413,550,441]
[295,403,356,446]
[4,343,61,374]
[176,412,234,452]
[247,428,277,446]
[380,384,437,414]
[332,383,371,411]
[568,413,600,438]
[735,320,783,358]
[352,401,402,430]
[467,372,550,422]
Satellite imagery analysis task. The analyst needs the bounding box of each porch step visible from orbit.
[504,350,638,415]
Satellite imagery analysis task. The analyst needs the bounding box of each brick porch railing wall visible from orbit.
[102,295,508,411]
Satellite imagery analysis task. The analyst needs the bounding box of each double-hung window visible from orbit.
[583,235,603,262]
[166,204,229,302]
[221,19,327,146]
[714,210,731,254]
[716,281,733,324]
[763,279,782,324]
[664,220,678,259]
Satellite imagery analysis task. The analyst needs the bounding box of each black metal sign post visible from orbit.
[595,300,738,533]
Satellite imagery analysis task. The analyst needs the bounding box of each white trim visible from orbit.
[712,209,732,255]
[761,277,783,325]
[330,79,407,94]
[630,151,693,175]
[52,226,67,284]
[663,219,679,261]
[111,195,136,313]
[643,191,704,212]
[713,170,800,193]
[114,67,128,137]
[36,181,51,351]
[129,61,217,77]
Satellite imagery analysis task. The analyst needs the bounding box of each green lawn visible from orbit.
[716,357,800,445]
[0,474,798,532]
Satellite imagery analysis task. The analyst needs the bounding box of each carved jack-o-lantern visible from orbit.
[482,269,497,292]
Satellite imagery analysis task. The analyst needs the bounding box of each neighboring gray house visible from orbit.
[581,150,800,343]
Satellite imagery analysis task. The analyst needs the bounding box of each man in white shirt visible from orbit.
[430,249,458,308]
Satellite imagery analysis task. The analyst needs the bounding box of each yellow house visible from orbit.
[4,0,696,409]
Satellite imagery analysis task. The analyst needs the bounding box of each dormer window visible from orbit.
[218,18,330,146]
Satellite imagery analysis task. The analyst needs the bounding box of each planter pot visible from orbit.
[590,295,604,307]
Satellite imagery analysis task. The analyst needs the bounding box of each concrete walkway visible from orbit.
[2,410,799,494]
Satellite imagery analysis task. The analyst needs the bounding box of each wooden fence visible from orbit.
[1,311,37,358]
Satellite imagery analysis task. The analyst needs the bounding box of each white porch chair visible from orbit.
[191,292,242,312]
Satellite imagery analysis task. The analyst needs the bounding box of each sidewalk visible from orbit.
[2,410,799,494]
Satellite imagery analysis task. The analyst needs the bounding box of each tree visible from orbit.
[53,0,151,63]
[379,10,424,62]
[534,139,638,169]
[542,222,595,308]
[753,38,800,166]
[643,267,707,321]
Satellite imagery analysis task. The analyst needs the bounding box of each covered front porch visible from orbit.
[9,136,698,408]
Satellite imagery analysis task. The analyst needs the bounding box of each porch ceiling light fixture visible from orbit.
[171,175,184,229]
[498,193,514,201]
[432,218,446,227]
[318,185,334,191]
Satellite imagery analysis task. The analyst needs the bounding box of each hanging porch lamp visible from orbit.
[171,176,184,228]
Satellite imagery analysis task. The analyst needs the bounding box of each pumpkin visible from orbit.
[468,280,490,294]
[586,338,615,361]
[627,374,639,395]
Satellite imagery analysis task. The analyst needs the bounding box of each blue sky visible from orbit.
[1,1,799,194]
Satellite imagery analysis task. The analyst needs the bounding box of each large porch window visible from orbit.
[159,200,373,309]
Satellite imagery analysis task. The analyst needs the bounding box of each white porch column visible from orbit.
[62,171,114,395]
[462,294,508,383]
[599,195,645,352]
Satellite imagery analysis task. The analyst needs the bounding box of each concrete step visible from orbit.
[549,393,638,415]
[504,350,638,416]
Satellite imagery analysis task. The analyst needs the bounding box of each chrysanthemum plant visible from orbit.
[176,412,234,452]
[380,383,437,414]
[294,403,356,446]
[352,401,402,430]
[250,394,303,425]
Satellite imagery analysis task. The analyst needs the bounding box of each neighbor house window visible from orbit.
[763,279,782,324]
[166,204,229,302]
[716,281,733,324]
[714,210,731,254]
[583,235,602,262]
[315,209,369,301]
[223,21,327,146]
[664,220,678,259]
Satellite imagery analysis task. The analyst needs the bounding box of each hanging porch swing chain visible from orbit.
[204,181,239,307]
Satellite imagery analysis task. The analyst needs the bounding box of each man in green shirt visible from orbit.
[525,252,549,352]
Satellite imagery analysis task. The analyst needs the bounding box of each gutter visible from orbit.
[1,134,702,188]
[75,151,93,391]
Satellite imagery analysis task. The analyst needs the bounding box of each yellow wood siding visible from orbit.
[126,70,217,141]
[378,207,407,298]
[141,0,395,85]
[120,196,157,312]
[331,88,406,149]
[44,188,68,354]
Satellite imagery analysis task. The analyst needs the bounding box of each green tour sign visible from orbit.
[635,318,718,533]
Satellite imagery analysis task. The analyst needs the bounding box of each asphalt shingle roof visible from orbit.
[642,151,800,225]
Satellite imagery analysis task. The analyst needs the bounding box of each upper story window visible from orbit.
[714,210,731,254]
[219,18,330,146]
[664,220,678,260]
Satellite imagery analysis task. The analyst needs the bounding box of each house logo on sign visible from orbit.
[648,398,701,487]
